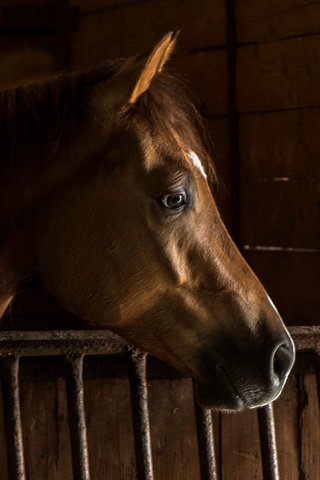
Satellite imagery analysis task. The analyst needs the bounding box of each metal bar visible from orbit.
[258,403,279,480]
[65,355,91,480]
[0,356,26,480]
[0,327,318,356]
[0,330,127,356]
[194,401,217,480]
[128,350,154,480]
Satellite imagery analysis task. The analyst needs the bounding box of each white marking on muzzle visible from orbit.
[188,151,207,179]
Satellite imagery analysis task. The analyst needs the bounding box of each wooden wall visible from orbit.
[69,0,320,327]
[0,1,319,479]
[236,0,320,327]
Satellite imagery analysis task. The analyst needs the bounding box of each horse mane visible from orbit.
[0,58,218,184]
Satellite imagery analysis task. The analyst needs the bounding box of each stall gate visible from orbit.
[0,327,319,480]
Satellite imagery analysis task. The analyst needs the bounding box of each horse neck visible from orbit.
[0,77,84,298]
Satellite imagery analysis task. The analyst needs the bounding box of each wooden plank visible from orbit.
[297,370,320,479]
[273,375,299,480]
[70,0,226,66]
[206,117,235,231]
[236,0,320,43]
[239,108,320,179]
[73,0,150,13]
[20,378,72,480]
[220,409,262,479]
[148,378,200,480]
[244,250,320,326]
[84,378,136,479]
[240,179,320,249]
[0,5,78,33]
[173,51,228,116]
[237,36,320,112]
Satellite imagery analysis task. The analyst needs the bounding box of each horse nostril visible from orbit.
[271,339,294,385]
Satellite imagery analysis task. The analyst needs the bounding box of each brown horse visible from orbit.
[0,32,294,411]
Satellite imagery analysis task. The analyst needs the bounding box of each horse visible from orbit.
[0,32,295,411]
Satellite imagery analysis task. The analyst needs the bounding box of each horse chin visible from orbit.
[194,365,286,412]
[194,380,246,412]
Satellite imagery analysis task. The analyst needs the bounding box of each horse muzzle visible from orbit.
[195,329,295,411]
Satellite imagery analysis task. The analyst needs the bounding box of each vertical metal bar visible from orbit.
[1,355,26,480]
[194,401,217,480]
[128,350,154,480]
[258,403,280,480]
[65,355,91,480]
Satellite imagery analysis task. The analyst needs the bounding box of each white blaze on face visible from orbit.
[188,151,207,179]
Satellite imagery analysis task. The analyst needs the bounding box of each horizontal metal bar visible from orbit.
[258,403,279,480]
[0,327,318,357]
[65,355,91,480]
[128,350,154,480]
[0,356,26,480]
[0,330,127,356]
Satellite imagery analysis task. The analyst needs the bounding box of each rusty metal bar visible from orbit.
[0,330,127,356]
[194,401,217,480]
[128,350,154,480]
[65,355,91,480]
[258,403,279,480]
[0,356,26,480]
[0,327,318,357]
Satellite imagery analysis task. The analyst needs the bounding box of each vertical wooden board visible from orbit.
[148,378,200,480]
[220,410,262,479]
[84,378,136,480]
[70,0,226,66]
[207,117,230,185]
[240,179,320,249]
[273,375,299,480]
[173,51,228,116]
[239,109,320,179]
[298,371,320,479]
[20,378,72,480]
[237,36,320,112]
[236,0,320,43]
[243,250,320,326]
[0,386,8,480]
[206,117,235,231]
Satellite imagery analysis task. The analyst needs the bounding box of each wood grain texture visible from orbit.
[244,250,320,326]
[20,378,72,480]
[70,0,226,67]
[239,108,320,179]
[220,409,263,479]
[237,36,320,112]
[236,0,320,43]
[297,370,320,479]
[241,179,320,249]
[273,375,299,480]
[149,378,200,480]
[85,378,136,479]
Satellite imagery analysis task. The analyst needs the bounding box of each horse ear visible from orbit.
[90,31,179,113]
[128,30,179,104]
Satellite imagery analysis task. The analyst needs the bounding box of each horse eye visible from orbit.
[161,192,187,210]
